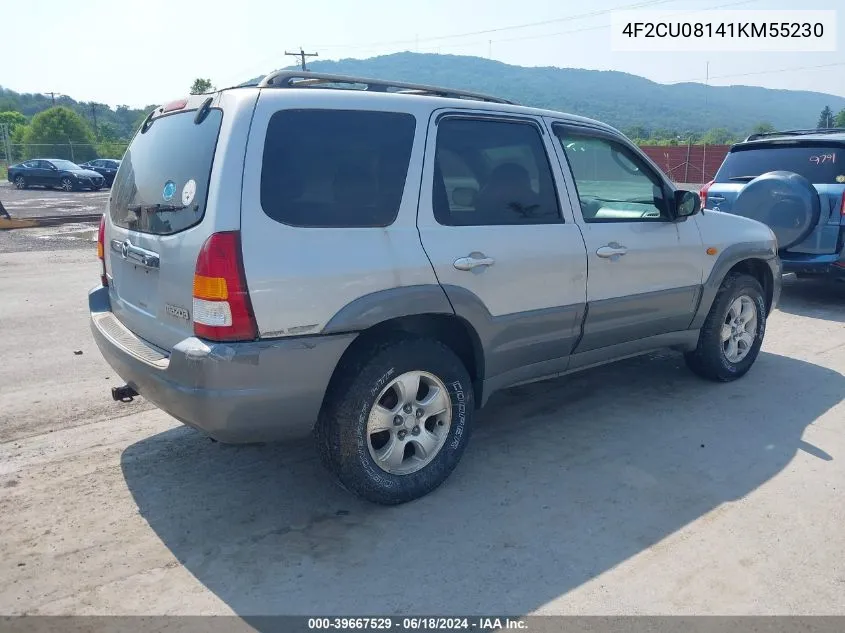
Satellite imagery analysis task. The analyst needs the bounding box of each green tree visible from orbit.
[750,122,776,136]
[700,128,738,145]
[190,78,214,94]
[835,108,845,128]
[624,126,648,141]
[21,106,96,161]
[0,111,27,131]
[817,106,834,128]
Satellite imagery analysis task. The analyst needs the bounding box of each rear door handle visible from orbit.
[454,253,495,271]
[596,243,628,259]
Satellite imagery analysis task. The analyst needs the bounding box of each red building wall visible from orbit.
[638,145,731,185]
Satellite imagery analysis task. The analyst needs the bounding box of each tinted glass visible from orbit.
[110,109,222,235]
[261,109,416,227]
[51,159,81,170]
[715,144,845,184]
[556,131,669,222]
[433,118,561,226]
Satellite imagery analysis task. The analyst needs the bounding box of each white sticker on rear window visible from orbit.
[182,179,196,206]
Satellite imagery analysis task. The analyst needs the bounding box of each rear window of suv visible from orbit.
[260,109,416,227]
[715,142,845,184]
[110,109,222,235]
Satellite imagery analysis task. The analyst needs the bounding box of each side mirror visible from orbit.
[674,189,701,219]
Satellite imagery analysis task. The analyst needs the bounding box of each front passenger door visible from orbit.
[550,124,705,352]
[417,113,588,384]
[38,160,59,187]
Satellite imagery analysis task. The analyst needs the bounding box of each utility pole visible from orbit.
[44,91,63,106]
[0,123,11,171]
[285,47,318,71]
[90,103,99,137]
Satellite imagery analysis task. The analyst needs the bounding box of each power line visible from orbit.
[313,0,683,50]
[284,48,319,71]
[219,0,751,88]
[669,61,845,84]
[403,0,757,54]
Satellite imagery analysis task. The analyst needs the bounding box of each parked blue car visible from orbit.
[702,129,845,280]
[7,158,105,191]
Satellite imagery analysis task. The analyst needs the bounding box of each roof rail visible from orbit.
[744,128,845,142]
[256,70,516,105]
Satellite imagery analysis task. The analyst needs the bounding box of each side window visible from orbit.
[22,161,36,168]
[433,118,561,226]
[260,109,416,228]
[555,129,669,222]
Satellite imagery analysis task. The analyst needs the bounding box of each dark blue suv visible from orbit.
[702,129,845,280]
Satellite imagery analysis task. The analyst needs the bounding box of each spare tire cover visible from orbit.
[731,170,820,250]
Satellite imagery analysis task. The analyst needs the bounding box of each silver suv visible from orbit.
[90,71,781,505]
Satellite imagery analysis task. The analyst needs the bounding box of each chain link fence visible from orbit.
[1,141,129,179]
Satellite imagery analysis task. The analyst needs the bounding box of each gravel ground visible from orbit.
[0,248,843,619]
[0,181,109,220]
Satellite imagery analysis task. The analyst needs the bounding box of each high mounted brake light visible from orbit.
[162,99,188,113]
[192,231,258,342]
[97,214,107,287]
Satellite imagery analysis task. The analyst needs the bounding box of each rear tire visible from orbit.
[685,272,766,382]
[315,335,474,505]
[13,175,27,189]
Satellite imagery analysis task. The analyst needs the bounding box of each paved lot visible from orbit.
[0,246,843,618]
[0,181,109,220]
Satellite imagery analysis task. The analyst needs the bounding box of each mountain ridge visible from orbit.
[246,52,845,134]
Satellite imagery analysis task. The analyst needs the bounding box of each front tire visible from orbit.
[13,175,27,189]
[316,335,474,505]
[60,177,75,192]
[685,272,766,381]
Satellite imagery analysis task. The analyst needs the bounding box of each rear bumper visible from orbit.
[89,285,357,443]
[781,251,845,278]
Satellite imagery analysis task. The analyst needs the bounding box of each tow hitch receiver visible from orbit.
[111,384,138,402]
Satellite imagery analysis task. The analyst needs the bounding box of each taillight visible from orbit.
[700,180,714,209]
[192,232,257,342]
[97,214,107,287]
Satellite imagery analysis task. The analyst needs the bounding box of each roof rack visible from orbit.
[744,128,845,142]
[256,70,516,105]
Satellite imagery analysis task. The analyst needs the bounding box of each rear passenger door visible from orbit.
[240,96,440,339]
[549,123,704,351]
[417,112,588,382]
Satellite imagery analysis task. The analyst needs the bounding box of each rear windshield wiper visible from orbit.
[728,176,758,182]
[127,203,188,213]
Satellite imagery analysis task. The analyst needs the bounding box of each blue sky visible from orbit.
[4,0,843,107]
